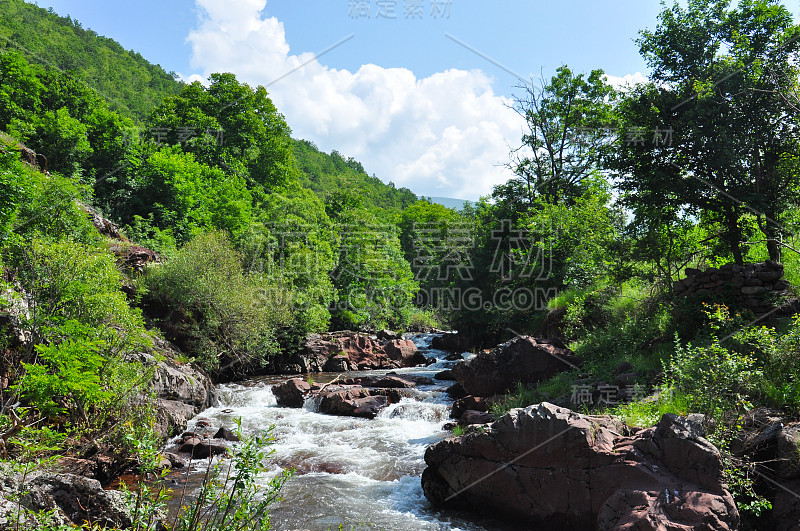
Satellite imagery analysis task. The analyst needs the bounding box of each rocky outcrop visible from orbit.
[422,403,739,530]
[129,338,215,438]
[451,336,582,397]
[0,469,132,530]
[275,333,423,374]
[450,395,495,420]
[317,388,390,419]
[730,408,800,530]
[673,261,791,315]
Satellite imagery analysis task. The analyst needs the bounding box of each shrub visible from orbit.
[145,231,292,377]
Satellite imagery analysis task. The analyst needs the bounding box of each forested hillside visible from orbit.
[0,0,799,528]
[0,0,183,121]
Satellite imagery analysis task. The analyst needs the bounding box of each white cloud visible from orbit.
[185,0,525,200]
[604,72,648,91]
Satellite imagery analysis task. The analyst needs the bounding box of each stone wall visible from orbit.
[673,261,789,314]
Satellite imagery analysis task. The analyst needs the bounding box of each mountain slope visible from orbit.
[0,0,183,121]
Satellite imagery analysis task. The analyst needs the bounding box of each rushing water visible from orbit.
[180,334,525,531]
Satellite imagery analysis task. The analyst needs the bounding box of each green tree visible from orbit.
[511,66,616,204]
[129,146,253,244]
[616,0,800,264]
[148,73,295,189]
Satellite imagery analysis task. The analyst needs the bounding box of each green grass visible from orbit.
[608,388,691,427]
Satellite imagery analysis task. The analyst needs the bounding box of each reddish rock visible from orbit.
[317,387,389,419]
[452,336,582,397]
[422,404,739,530]
[272,378,311,407]
[384,339,425,367]
[341,375,416,389]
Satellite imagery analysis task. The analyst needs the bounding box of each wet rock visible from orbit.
[213,427,240,442]
[164,452,186,469]
[422,403,739,529]
[446,382,467,400]
[178,437,204,453]
[178,436,228,459]
[452,336,583,397]
[317,387,389,419]
[273,378,312,408]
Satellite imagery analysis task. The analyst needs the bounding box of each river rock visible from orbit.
[273,378,312,407]
[15,474,132,530]
[213,427,240,442]
[128,338,215,438]
[317,387,389,419]
[385,339,428,367]
[341,375,416,389]
[177,436,228,459]
[434,369,455,381]
[422,403,739,529]
[451,336,583,397]
[279,333,423,374]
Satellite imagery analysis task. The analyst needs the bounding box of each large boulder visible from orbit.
[278,333,421,374]
[384,339,427,367]
[451,336,582,397]
[422,403,739,530]
[317,387,390,419]
[272,378,311,407]
[129,338,215,438]
[0,473,133,530]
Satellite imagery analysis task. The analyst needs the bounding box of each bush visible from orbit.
[144,231,292,377]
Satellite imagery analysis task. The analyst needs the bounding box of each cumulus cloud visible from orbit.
[604,72,648,91]
[185,0,525,200]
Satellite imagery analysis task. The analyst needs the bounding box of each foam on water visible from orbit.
[181,334,523,530]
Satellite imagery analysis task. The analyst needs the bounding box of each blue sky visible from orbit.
[32,0,800,199]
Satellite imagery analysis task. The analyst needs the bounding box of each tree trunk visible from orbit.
[726,208,744,265]
[759,215,782,263]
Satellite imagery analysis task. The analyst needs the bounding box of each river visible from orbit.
[178,334,525,531]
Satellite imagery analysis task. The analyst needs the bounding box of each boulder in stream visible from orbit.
[422,403,739,529]
[452,336,582,397]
